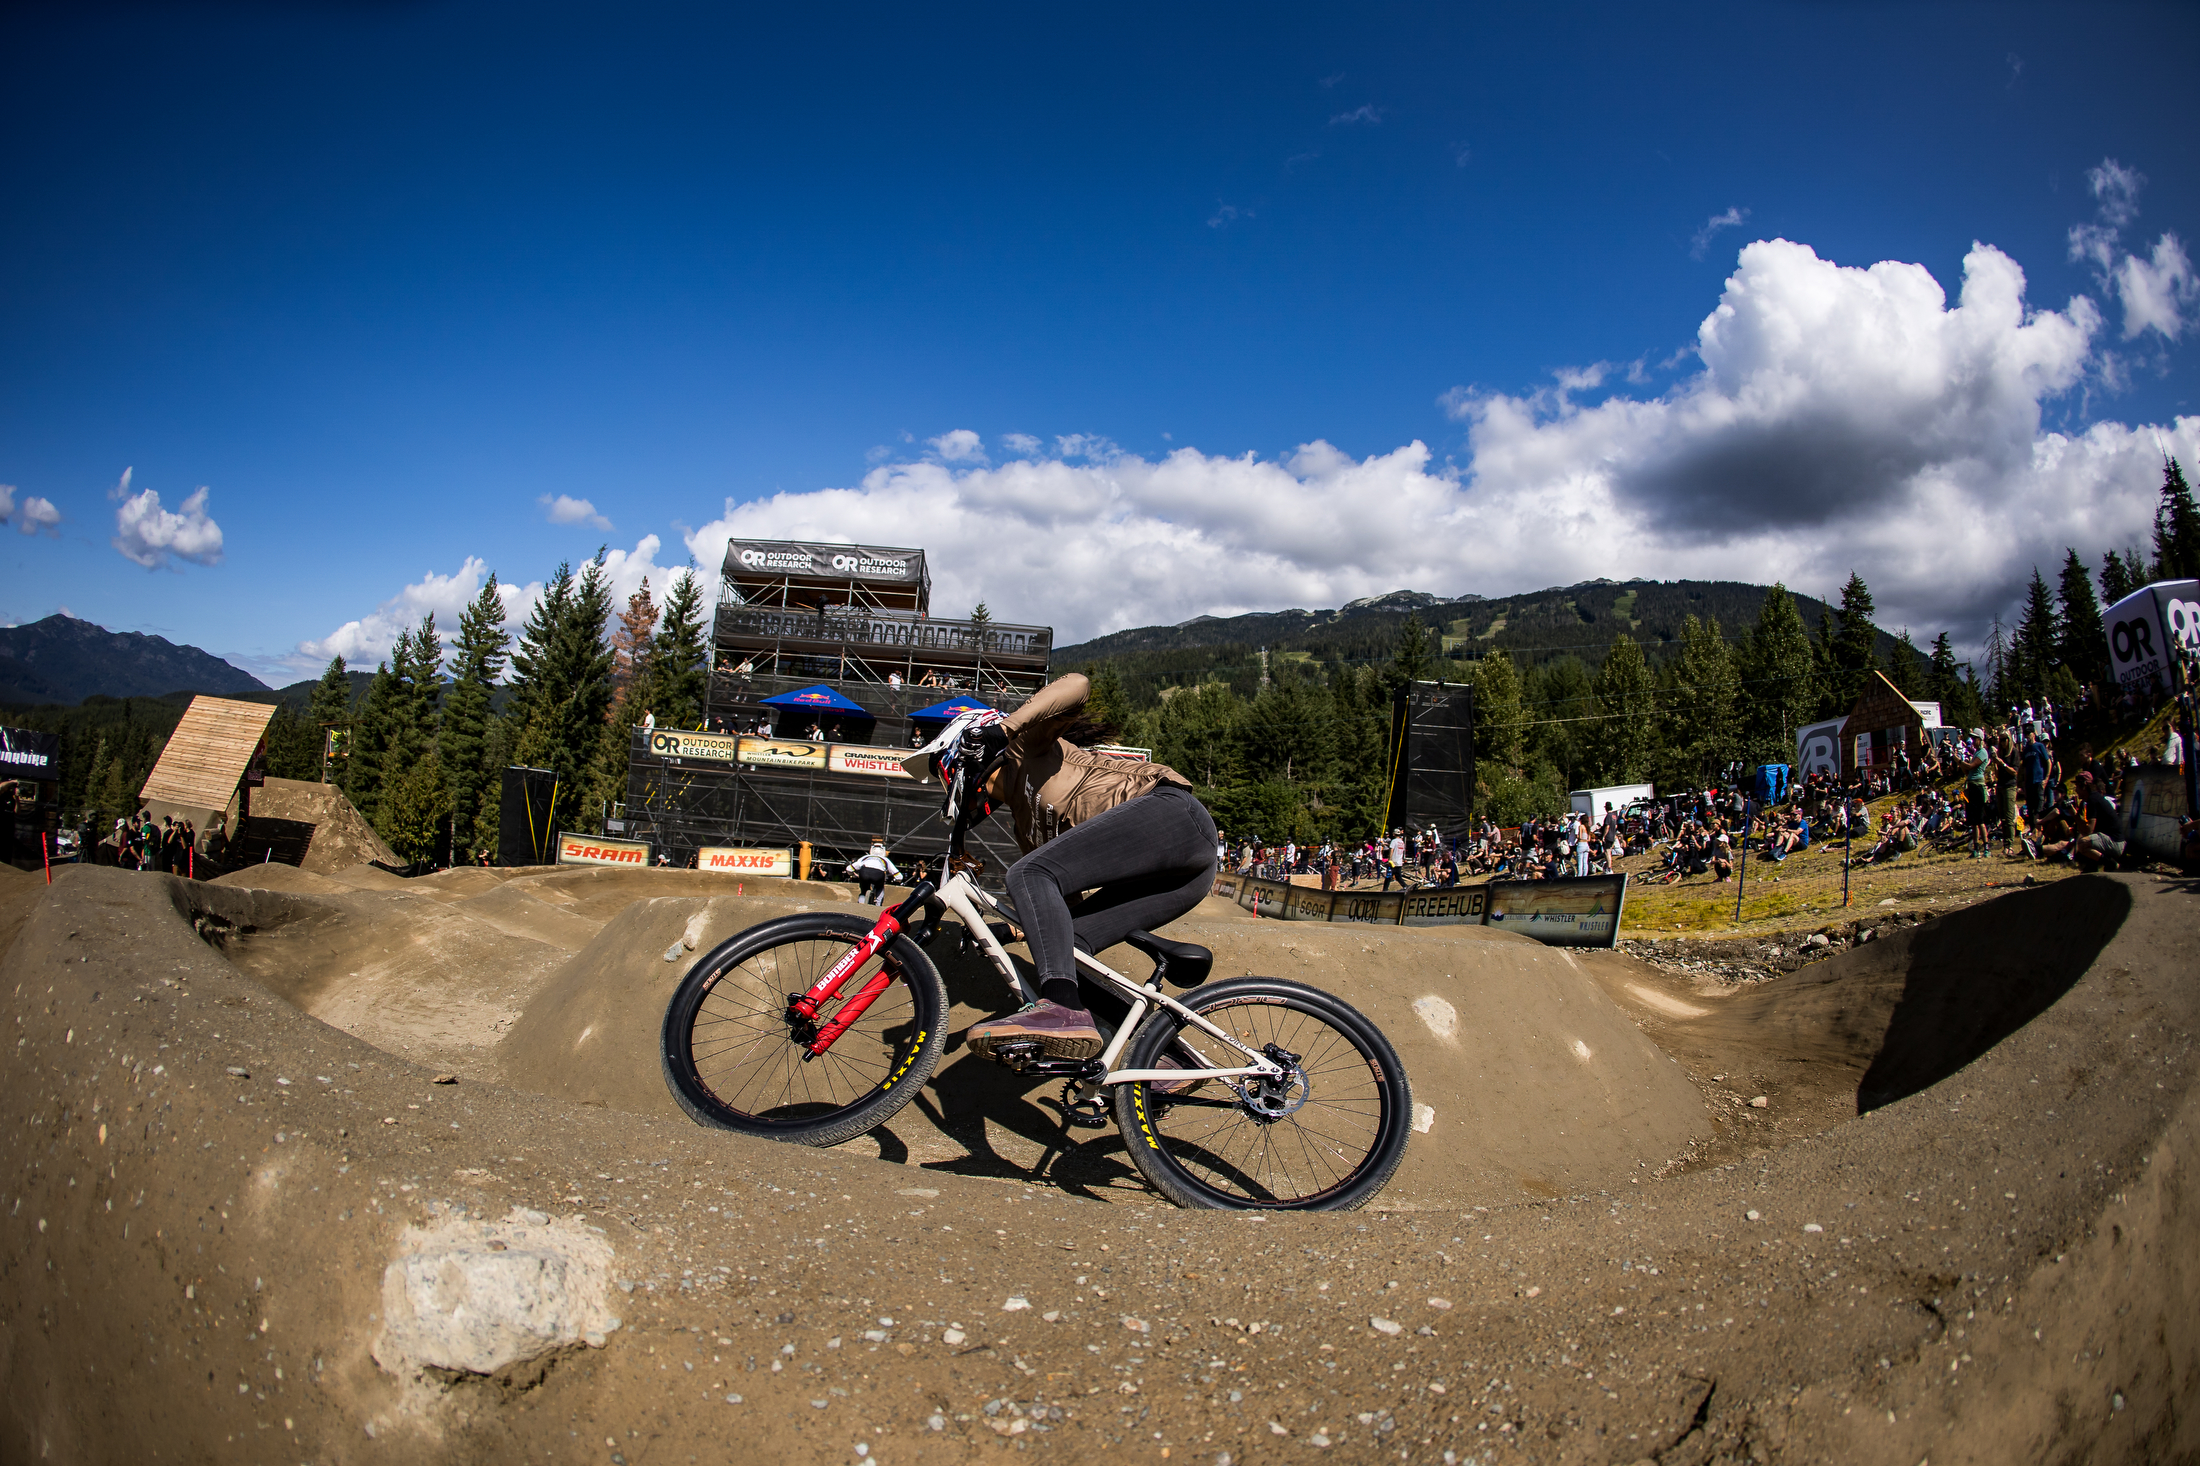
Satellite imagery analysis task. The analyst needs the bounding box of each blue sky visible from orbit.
[3,0,2196,682]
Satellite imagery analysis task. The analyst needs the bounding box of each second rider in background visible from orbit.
[902,673,1216,1061]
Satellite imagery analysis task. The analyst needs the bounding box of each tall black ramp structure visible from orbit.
[1383,680,1476,840]
[498,766,562,866]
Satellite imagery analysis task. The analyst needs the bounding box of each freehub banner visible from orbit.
[2105,580,2200,697]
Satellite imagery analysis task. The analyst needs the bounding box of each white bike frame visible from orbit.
[925,869,1285,1098]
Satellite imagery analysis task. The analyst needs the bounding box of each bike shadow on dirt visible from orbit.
[862,929,1155,1202]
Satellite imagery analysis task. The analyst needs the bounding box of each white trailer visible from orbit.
[1569,784,1654,823]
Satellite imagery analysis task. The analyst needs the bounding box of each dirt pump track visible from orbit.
[0,857,2195,1464]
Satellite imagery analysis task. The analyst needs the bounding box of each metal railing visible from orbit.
[713,605,1052,662]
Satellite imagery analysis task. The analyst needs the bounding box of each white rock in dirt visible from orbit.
[1369,1316,1403,1336]
[1749,1096,1769,1108]
[373,1209,621,1377]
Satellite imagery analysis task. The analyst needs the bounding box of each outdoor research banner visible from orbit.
[2104,579,2200,697]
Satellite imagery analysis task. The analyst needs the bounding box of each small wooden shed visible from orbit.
[138,695,277,839]
[1837,671,1927,776]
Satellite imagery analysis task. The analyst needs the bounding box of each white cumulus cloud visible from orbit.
[15,494,61,535]
[112,470,223,569]
[674,236,2193,653]
[541,493,613,531]
[297,537,680,673]
[2066,156,2195,341]
[928,429,987,463]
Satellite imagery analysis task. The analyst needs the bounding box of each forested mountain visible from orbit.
[0,613,268,706]
[1056,578,1899,709]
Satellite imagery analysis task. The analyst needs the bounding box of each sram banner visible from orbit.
[2105,579,2200,695]
[556,832,651,867]
[698,846,794,877]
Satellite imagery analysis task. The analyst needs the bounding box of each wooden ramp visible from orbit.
[140,696,276,818]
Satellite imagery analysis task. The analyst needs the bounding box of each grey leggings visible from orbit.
[1005,784,1217,1008]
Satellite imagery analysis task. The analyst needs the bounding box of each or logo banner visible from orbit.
[827,745,915,779]
[2105,580,2200,695]
[0,726,62,776]
[556,832,651,867]
[1482,874,1627,948]
[727,540,923,582]
[737,737,827,770]
[698,846,794,877]
[648,729,745,762]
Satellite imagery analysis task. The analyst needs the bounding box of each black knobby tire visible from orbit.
[660,911,947,1148]
[1112,977,1411,1211]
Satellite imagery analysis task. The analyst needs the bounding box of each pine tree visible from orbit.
[348,659,401,823]
[2100,549,2135,607]
[304,656,351,784]
[440,574,510,858]
[610,578,659,711]
[2012,568,2061,701]
[510,554,616,834]
[1739,583,1813,760]
[1590,634,1657,784]
[2153,456,2200,581]
[1469,650,1524,768]
[1885,631,1923,699]
[1151,682,1244,793]
[1830,571,1880,710]
[1983,617,2013,713]
[2056,548,2110,686]
[649,569,709,729]
[1666,615,1739,784]
[396,612,445,769]
[380,748,453,866]
[1388,613,1431,690]
[264,705,321,781]
[1927,633,1963,708]
[1085,664,1132,733]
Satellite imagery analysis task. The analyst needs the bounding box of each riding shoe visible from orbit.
[968,1000,1103,1061]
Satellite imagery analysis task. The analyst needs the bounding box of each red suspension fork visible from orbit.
[791,880,938,1060]
[788,909,901,1023]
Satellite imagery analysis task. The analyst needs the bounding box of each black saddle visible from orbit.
[1125,930,1213,987]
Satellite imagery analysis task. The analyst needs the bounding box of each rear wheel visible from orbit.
[1112,977,1411,1210]
[660,911,947,1147]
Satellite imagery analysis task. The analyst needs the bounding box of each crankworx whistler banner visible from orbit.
[698,846,794,877]
[1220,872,1625,948]
[556,832,652,867]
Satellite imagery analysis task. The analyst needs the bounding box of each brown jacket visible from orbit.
[995,673,1192,853]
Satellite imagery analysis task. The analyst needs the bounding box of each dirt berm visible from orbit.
[1,864,2195,1464]
[496,897,1712,1209]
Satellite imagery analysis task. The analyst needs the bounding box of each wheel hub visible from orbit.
[1234,1044,1308,1121]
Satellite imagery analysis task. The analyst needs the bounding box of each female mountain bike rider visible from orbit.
[901,672,1216,1062]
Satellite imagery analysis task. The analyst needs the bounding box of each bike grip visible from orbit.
[889,880,938,925]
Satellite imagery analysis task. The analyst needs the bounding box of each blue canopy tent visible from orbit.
[906,695,995,725]
[902,695,996,752]
[760,683,874,739]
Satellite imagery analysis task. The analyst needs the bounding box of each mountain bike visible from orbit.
[659,868,1412,1210]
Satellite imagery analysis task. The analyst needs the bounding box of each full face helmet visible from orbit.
[900,708,1010,823]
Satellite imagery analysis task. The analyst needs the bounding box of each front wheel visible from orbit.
[660,911,947,1147]
[1112,978,1411,1210]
